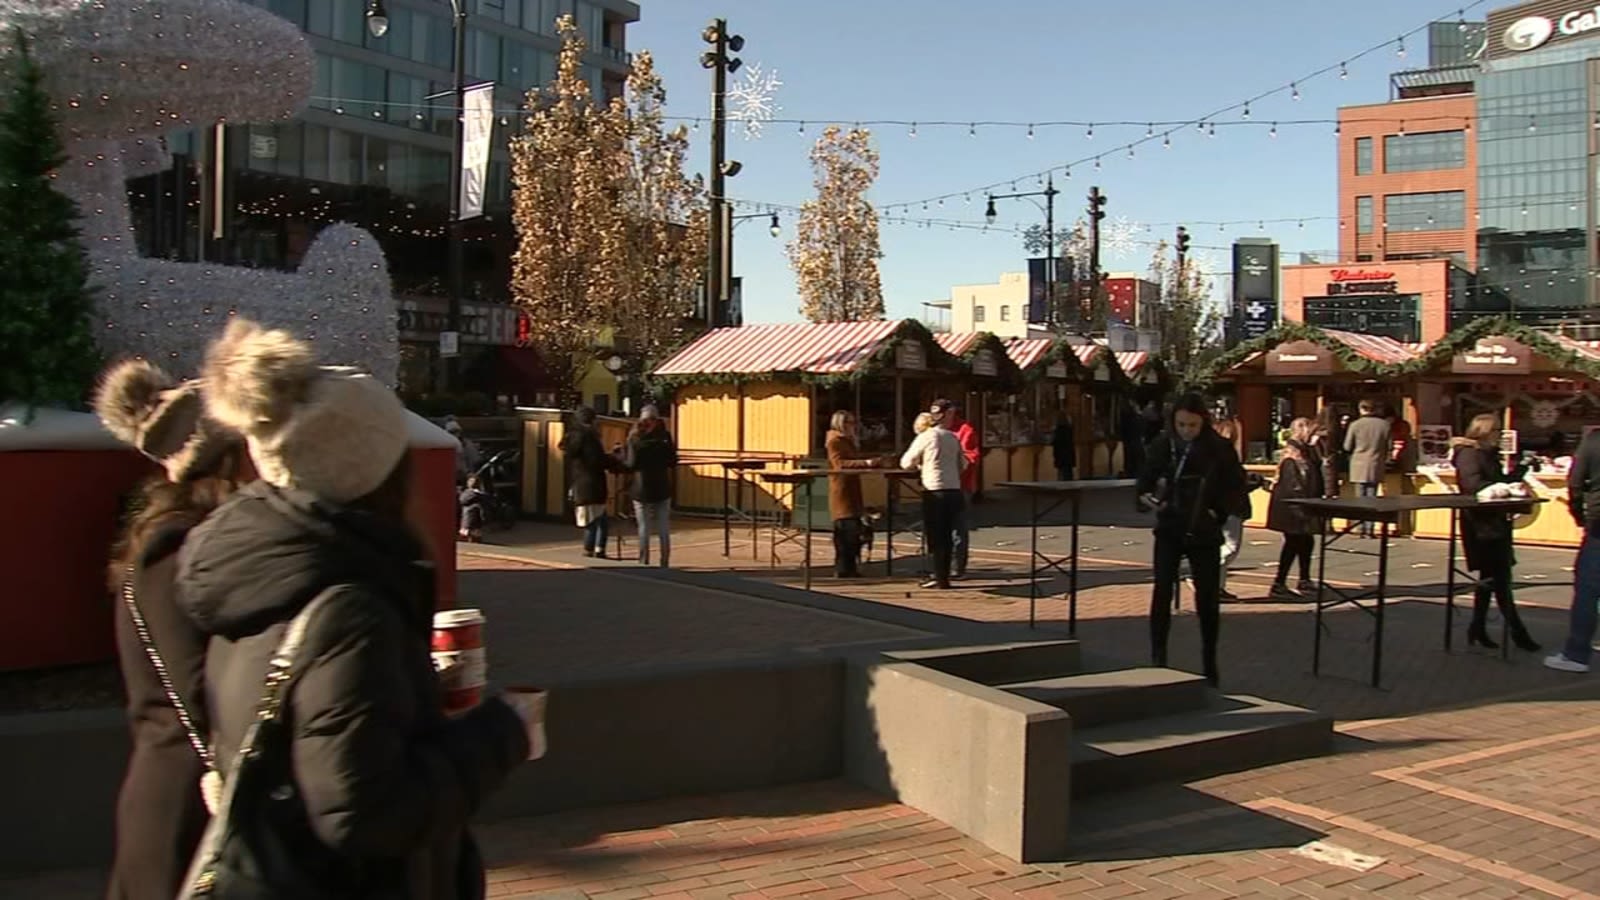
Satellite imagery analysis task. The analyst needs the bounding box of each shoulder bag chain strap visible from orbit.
[121,565,215,772]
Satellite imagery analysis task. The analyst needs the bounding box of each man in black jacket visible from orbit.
[1548,427,1600,673]
[1135,393,1250,686]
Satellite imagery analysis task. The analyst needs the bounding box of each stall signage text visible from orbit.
[972,348,998,378]
[895,340,926,371]
[1045,361,1069,379]
[1264,339,1336,377]
[1452,336,1534,375]
[1329,268,1396,282]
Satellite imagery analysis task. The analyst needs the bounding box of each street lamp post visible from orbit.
[719,212,780,328]
[369,0,468,393]
[701,19,745,328]
[986,176,1060,328]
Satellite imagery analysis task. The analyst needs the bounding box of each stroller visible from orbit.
[459,448,520,540]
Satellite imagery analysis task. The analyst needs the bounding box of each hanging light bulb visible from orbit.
[1127,145,1135,159]
[1086,123,1094,140]
[964,193,971,204]
[1297,220,1305,229]
[797,120,805,134]
[1163,132,1172,149]
[1396,36,1406,58]
[692,119,700,132]
[1207,122,1216,138]
[1027,123,1035,139]
[1146,122,1154,137]
[1269,122,1278,139]
[1093,156,1102,170]
[1528,115,1537,132]
[968,122,976,137]
[1291,82,1301,101]
[1063,166,1071,179]
[1398,120,1406,136]
[938,197,944,207]
[1334,121,1342,136]
[1458,10,1467,31]
[1258,221,1265,231]
[1339,61,1349,79]
[1242,101,1251,120]
[909,122,917,138]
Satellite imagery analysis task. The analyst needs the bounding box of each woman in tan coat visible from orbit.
[826,411,886,578]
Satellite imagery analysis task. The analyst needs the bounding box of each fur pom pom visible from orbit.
[201,318,318,436]
[94,359,176,444]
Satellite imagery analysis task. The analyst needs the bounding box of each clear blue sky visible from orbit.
[631,0,1470,324]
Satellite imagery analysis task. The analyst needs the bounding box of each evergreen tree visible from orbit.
[0,29,98,413]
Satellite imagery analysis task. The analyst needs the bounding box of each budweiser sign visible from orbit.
[1329,268,1396,283]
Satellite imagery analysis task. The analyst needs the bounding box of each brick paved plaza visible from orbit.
[8,492,1600,899]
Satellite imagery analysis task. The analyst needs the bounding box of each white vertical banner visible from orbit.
[458,83,496,220]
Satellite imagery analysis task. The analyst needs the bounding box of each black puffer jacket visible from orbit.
[1452,440,1524,573]
[177,481,529,899]
[1136,427,1251,546]
[624,424,677,504]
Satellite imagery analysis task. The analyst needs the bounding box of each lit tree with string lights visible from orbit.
[788,126,885,322]
[509,14,617,399]
[597,49,708,372]
[1148,240,1222,385]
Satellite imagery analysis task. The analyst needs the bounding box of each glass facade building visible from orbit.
[1471,48,1592,322]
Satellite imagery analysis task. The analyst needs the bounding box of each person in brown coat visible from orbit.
[1266,417,1324,599]
[826,411,886,578]
[94,359,248,900]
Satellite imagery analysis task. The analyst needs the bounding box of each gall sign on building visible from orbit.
[1490,0,1600,58]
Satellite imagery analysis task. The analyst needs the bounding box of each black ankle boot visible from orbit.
[1466,623,1499,649]
[1511,628,1541,652]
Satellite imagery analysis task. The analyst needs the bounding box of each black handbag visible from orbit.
[178,591,368,900]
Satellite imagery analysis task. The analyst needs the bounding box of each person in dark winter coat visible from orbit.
[1451,413,1540,652]
[561,407,622,558]
[458,474,488,542]
[96,359,247,900]
[176,319,539,900]
[1050,415,1075,482]
[1135,393,1251,686]
[1266,417,1324,600]
[623,405,677,567]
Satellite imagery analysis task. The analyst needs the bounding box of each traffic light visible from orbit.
[1088,186,1107,221]
[1175,225,1191,257]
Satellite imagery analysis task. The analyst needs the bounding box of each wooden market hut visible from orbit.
[1203,323,1423,465]
[998,336,1092,480]
[935,332,1025,495]
[650,319,967,513]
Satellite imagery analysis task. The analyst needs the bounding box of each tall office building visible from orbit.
[126,0,639,396]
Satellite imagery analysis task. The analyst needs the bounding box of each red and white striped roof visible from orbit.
[1550,334,1600,362]
[653,321,904,377]
[1322,329,1419,365]
[1116,351,1150,374]
[933,332,983,357]
[1003,337,1054,371]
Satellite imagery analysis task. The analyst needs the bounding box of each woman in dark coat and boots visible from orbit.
[96,360,247,900]
[1135,393,1251,686]
[1452,413,1541,651]
[1266,417,1324,599]
[561,407,622,558]
[623,405,677,567]
[825,411,887,578]
[176,320,540,899]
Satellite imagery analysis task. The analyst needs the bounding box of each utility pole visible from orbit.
[984,176,1059,325]
[701,19,744,328]
[1087,186,1108,328]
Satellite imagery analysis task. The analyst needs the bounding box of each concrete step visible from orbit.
[887,640,1081,685]
[999,668,1210,728]
[1069,695,1333,796]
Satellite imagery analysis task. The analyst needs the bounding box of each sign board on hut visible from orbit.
[971,348,998,377]
[1264,340,1336,377]
[895,339,926,371]
[1451,336,1534,376]
[1045,361,1069,379]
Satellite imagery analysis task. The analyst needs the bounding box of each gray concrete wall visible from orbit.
[843,656,1072,863]
[0,657,843,876]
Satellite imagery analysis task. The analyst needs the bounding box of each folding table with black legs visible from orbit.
[996,479,1138,633]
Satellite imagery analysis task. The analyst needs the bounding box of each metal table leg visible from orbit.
[1373,518,1390,688]
[1312,521,1328,676]
[722,467,731,557]
[1068,493,1081,637]
[803,477,814,591]
[1027,488,1039,629]
[1444,509,1457,650]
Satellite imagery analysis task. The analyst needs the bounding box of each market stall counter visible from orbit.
[1287,494,1542,688]
[997,479,1139,633]
[757,468,923,591]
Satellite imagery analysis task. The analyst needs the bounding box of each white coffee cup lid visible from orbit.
[433,608,485,629]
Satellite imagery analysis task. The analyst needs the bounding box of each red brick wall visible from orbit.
[1338,95,1477,268]
[1281,260,1452,342]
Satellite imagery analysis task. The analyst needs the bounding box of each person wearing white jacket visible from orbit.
[902,408,968,589]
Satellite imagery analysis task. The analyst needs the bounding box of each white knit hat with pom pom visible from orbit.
[201,318,409,504]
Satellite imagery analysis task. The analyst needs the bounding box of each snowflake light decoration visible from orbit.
[727,62,781,140]
[1100,216,1145,261]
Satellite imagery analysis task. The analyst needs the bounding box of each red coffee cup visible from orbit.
[432,608,487,716]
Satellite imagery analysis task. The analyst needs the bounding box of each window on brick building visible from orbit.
[1383,130,1466,173]
[1355,137,1373,175]
[1356,196,1374,234]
